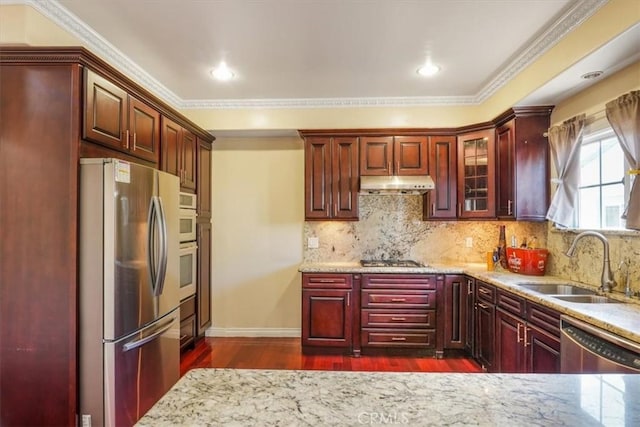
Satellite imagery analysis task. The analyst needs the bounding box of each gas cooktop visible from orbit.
[360,259,424,268]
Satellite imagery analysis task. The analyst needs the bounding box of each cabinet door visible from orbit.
[128,97,160,163]
[161,116,181,176]
[394,136,428,175]
[302,289,352,348]
[457,130,495,218]
[526,325,560,373]
[443,275,466,349]
[84,69,127,150]
[464,277,475,356]
[424,135,457,219]
[196,221,212,336]
[475,299,495,371]
[197,138,212,219]
[496,121,515,218]
[360,136,393,176]
[495,308,525,373]
[331,137,359,219]
[181,129,197,192]
[305,137,332,219]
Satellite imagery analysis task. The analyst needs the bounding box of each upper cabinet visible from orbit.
[424,135,457,220]
[304,136,359,220]
[360,136,428,176]
[84,69,160,163]
[495,107,552,221]
[197,137,212,219]
[161,116,197,192]
[457,129,495,219]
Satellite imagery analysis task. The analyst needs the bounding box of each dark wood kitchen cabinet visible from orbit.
[197,137,212,219]
[196,221,212,336]
[457,129,495,219]
[360,136,428,176]
[494,107,552,221]
[302,273,354,353]
[303,136,359,220]
[361,274,437,353]
[84,68,161,163]
[495,289,560,373]
[161,116,197,192]
[0,47,214,426]
[424,135,457,220]
[464,276,476,356]
[441,275,468,352]
[474,281,496,371]
[180,295,197,351]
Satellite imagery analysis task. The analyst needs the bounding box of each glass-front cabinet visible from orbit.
[457,130,495,218]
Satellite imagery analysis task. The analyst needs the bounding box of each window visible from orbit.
[576,128,631,229]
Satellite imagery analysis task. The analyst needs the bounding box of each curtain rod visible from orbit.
[543,108,607,137]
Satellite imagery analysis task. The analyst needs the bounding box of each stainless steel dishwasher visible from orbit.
[561,316,640,373]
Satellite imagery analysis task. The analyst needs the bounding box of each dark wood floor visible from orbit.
[180,337,483,377]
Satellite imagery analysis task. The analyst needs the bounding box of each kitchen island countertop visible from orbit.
[138,368,640,426]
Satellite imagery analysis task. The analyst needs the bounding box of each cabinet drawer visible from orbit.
[476,281,496,303]
[180,295,196,321]
[303,273,352,289]
[362,274,436,289]
[361,329,436,348]
[362,290,435,309]
[361,310,435,329]
[496,290,525,317]
[180,315,196,350]
[526,302,561,337]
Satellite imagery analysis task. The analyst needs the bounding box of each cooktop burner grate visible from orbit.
[360,259,423,268]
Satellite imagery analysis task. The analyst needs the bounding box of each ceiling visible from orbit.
[19,0,640,109]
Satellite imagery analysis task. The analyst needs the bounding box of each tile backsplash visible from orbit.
[303,195,640,296]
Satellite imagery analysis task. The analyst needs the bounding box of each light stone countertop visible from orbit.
[138,368,640,426]
[299,262,640,344]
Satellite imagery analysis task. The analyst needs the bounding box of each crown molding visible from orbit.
[4,0,608,110]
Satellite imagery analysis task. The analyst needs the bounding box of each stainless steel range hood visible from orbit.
[359,175,435,194]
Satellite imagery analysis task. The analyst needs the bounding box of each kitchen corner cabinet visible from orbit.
[495,108,552,220]
[304,136,359,220]
[475,281,496,372]
[302,273,354,352]
[442,275,467,351]
[424,135,457,220]
[161,116,197,192]
[360,136,428,176]
[457,129,495,219]
[84,69,160,163]
[495,289,560,373]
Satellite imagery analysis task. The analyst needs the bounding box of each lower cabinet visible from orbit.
[475,281,496,371]
[361,274,437,352]
[302,273,354,352]
[464,276,476,356]
[495,289,561,373]
[179,295,197,351]
[442,275,468,352]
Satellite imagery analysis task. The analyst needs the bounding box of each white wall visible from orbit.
[209,137,304,336]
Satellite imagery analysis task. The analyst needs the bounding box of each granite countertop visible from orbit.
[138,368,640,426]
[299,262,640,344]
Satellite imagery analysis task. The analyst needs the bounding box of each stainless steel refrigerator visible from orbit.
[79,159,180,427]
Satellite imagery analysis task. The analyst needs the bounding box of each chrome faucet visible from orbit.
[565,231,616,293]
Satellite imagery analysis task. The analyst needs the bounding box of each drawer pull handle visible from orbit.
[317,279,336,283]
[390,298,406,302]
[478,288,491,295]
[391,337,407,341]
[477,302,489,309]
[390,317,406,321]
[516,323,523,343]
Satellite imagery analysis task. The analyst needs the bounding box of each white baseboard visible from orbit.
[205,327,301,338]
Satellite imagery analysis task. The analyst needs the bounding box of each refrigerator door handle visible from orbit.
[147,196,168,296]
[122,316,176,352]
[147,197,158,293]
[155,196,168,296]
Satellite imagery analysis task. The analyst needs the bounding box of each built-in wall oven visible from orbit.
[560,316,640,373]
[179,192,197,300]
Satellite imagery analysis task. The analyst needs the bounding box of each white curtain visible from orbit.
[546,114,586,227]
[606,90,640,230]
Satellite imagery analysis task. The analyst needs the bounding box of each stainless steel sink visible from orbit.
[551,295,623,304]
[517,283,596,295]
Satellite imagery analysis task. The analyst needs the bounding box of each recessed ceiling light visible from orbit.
[210,61,235,81]
[581,70,603,80]
[417,63,440,77]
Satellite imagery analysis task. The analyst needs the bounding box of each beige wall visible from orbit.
[210,137,304,335]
